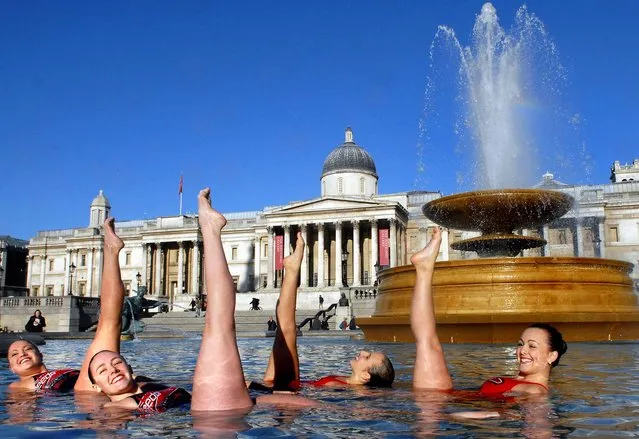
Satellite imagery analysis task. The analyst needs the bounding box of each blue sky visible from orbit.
[1,1,638,239]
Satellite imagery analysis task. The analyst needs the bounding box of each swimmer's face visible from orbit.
[350,350,386,383]
[7,340,43,375]
[89,351,136,396]
[516,327,558,376]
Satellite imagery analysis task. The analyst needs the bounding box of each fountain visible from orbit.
[357,4,639,343]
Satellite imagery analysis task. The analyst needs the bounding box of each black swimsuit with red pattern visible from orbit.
[130,383,191,412]
[33,369,80,392]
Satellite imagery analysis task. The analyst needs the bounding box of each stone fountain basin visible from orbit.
[422,189,574,234]
[358,257,639,343]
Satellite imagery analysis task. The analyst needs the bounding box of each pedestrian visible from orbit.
[339,317,348,330]
[267,316,277,332]
[195,297,202,318]
[25,310,46,333]
[319,294,324,310]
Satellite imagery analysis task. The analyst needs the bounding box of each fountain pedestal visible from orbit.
[358,190,639,343]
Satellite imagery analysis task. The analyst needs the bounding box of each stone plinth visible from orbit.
[0,296,100,333]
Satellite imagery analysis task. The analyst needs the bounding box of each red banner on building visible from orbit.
[275,235,284,270]
[379,228,390,266]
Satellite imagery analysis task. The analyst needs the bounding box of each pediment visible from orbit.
[264,197,395,216]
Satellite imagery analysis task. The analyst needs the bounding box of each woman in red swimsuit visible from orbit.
[250,231,394,391]
[7,218,130,394]
[409,227,567,395]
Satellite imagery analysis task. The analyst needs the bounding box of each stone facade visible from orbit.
[24,128,639,310]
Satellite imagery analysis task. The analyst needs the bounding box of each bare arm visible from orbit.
[75,217,125,391]
[263,232,304,389]
[411,227,453,390]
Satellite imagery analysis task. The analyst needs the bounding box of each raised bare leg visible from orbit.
[191,188,253,411]
[76,217,125,391]
[263,232,304,389]
[411,227,453,390]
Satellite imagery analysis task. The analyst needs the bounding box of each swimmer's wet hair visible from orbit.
[366,355,395,388]
[528,323,568,367]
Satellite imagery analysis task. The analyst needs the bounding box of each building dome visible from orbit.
[91,190,111,208]
[321,128,378,178]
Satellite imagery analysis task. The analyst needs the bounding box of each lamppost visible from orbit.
[68,263,76,295]
[373,262,381,286]
[136,272,142,288]
[341,249,349,287]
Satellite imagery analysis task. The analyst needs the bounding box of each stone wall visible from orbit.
[0,296,100,332]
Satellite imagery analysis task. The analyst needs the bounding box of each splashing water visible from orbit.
[417,3,587,190]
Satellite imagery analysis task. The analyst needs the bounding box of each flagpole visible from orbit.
[179,192,183,216]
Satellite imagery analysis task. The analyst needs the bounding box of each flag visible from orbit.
[178,174,183,195]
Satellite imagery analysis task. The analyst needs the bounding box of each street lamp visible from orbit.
[136,272,142,288]
[68,263,76,295]
[341,249,349,287]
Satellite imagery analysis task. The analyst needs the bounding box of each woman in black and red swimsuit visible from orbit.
[409,227,567,396]
[6,218,132,395]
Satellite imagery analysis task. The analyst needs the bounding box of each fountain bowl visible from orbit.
[422,189,574,234]
[358,257,639,343]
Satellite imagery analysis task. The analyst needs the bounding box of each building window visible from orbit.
[558,229,567,245]
[261,274,267,288]
[124,282,131,295]
[170,250,178,264]
[32,286,39,296]
[232,246,238,261]
[360,177,365,193]
[263,243,268,258]
[608,226,619,242]
[48,259,54,272]
[322,181,326,196]
[79,282,86,296]
[46,285,54,296]
[81,254,86,267]
[338,177,343,194]
[125,252,131,266]
[232,276,239,292]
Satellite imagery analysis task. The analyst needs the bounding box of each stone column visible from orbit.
[390,219,397,267]
[95,248,103,296]
[317,223,325,287]
[87,248,94,297]
[441,228,450,260]
[300,224,308,287]
[26,255,33,292]
[192,240,200,294]
[253,236,260,290]
[154,243,163,295]
[598,221,606,258]
[575,221,583,257]
[142,244,149,288]
[335,221,343,287]
[283,224,291,257]
[371,219,378,284]
[64,250,71,294]
[39,254,47,294]
[177,241,185,295]
[267,227,274,289]
[542,226,550,256]
[353,220,361,286]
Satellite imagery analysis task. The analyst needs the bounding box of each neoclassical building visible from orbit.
[25,128,639,309]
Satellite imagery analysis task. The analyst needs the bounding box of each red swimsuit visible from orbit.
[33,369,80,392]
[480,377,548,395]
[307,375,349,387]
